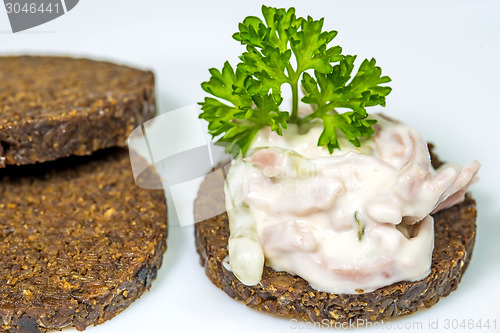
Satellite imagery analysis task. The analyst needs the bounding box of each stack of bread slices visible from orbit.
[0,56,168,332]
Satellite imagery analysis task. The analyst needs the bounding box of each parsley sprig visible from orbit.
[199,5,391,155]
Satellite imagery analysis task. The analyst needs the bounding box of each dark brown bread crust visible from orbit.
[194,150,477,323]
[0,56,156,167]
[0,148,167,332]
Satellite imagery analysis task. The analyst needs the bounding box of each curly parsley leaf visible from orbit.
[199,5,391,156]
[199,61,288,155]
[301,56,391,152]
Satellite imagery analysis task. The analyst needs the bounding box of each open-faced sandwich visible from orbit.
[194,6,480,323]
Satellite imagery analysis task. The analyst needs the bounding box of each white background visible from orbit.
[1,1,499,332]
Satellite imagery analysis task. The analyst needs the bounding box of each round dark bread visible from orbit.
[193,148,477,323]
[0,56,156,168]
[0,148,167,332]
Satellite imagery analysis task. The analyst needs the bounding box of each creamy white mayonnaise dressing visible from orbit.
[224,114,480,294]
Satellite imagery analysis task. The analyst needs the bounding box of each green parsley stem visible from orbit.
[298,113,315,126]
[286,64,300,123]
[290,82,299,122]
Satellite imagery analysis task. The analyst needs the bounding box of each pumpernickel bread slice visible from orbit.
[193,148,477,323]
[0,56,156,167]
[0,148,167,332]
